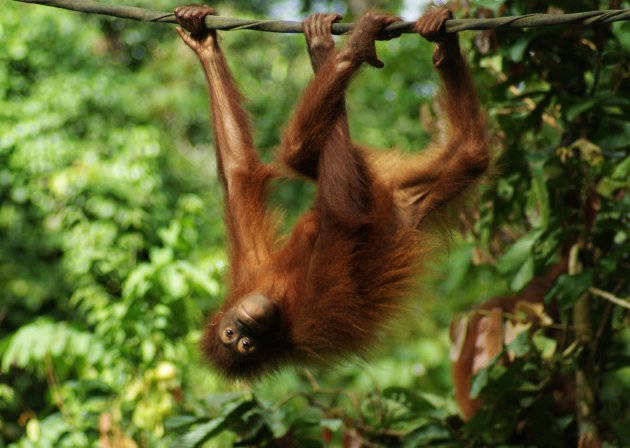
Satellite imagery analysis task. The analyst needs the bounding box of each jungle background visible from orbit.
[1,0,629,446]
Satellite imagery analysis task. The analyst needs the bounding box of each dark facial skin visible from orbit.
[217,293,280,357]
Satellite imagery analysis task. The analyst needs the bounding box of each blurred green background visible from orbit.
[1,0,629,446]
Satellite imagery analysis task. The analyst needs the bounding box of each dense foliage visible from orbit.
[1,0,628,446]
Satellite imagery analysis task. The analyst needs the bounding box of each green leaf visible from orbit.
[174,418,226,448]
[1,320,101,374]
[566,99,599,122]
[382,386,436,413]
[320,418,343,432]
[505,331,530,358]
[123,264,155,299]
[221,397,257,419]
[509,35,534,62]
[158,221,181,247]
[597,155,630,197]
[497,177,515,201]
[526,156,550,228]
[150,247,174,267]
[612,155,630,178]
[545,271,592,310]
[597,177,627,198]
[177,261,220,296]
[403,424,450,446]
[141,339,156,362]
[160,264,189,299]
[469,366,490,399]
[498,231,542,274]
[510,255,535,291]
[532,331,557,360]
[498,230,543,290]
[164,415,199,431]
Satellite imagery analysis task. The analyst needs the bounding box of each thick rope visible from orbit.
[14,0,630,34]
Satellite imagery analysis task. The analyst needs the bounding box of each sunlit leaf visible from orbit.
[532,331,557,360]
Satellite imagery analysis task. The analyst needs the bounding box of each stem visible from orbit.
[590,287,630,309]
[569,245,601,446]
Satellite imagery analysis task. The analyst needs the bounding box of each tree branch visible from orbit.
[590,287,630,309]
[14,0,630,35]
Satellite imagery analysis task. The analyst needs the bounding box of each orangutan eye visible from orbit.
[238,337,255,354]
[221,327,236,343]
[220,326,241,345]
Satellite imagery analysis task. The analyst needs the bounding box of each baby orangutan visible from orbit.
[174,5,489,379]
